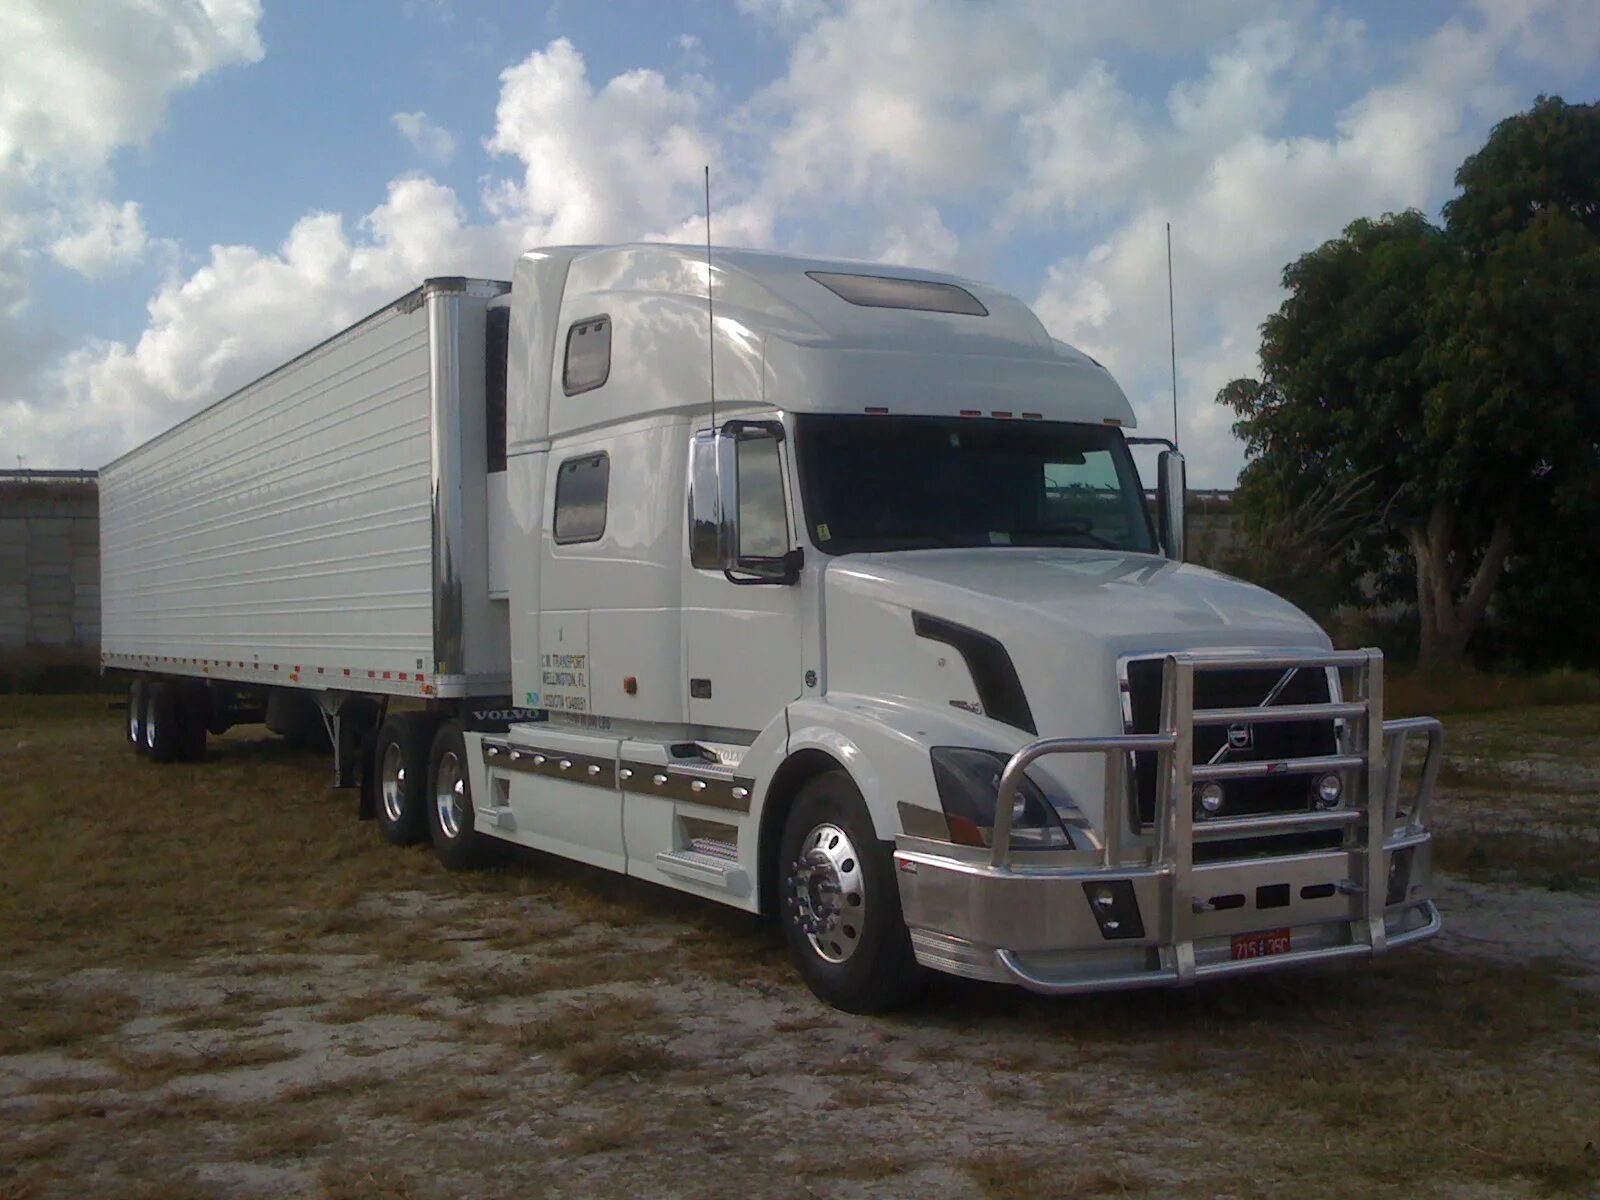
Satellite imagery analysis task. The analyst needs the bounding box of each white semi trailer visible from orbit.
[102,246,1443,1011]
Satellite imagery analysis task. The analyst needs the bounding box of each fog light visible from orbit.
[1080,880,1145,940]
[1314,773,1343,808]
[1195,782,1225,815]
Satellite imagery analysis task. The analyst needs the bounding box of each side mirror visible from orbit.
[689,428,737,569]
[688,422,802,584]
[1156,449,1186,561]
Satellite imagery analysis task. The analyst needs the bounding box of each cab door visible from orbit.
[681,424,805,733]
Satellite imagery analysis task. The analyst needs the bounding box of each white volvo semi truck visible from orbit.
[101,245,1443,1012]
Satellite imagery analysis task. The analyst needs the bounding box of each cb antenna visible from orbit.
[1166,221,1179,450]
[704,165,716,430]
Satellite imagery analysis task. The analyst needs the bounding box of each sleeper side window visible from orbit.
[563,315,611,396]
[553,452,609,544]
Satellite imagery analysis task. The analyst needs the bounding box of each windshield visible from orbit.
[795,415,1157,555]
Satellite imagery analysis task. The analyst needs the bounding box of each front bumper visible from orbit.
[894,648,1444,994]
[895,834,1438,993]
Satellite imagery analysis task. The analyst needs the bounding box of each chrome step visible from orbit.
[688,836,738,861]
[655,848,749,893]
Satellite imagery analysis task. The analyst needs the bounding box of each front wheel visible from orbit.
[427,721,490,871]
[779,771,924,1013]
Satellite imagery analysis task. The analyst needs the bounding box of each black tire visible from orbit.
[177,684,209,762]
[779,770,924,1014]
[128,679,148,754]
[373,714,434,846]
[145,680,183,763]
[427,721,489,870]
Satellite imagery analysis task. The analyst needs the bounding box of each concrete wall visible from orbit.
[0,471,99,649]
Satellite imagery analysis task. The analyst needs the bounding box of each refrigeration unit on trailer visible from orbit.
[103,244,1443,1011]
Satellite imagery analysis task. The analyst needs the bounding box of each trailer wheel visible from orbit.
[778,771,924,1014]
[144,681,183,763]
[373,715,432,846]
[428,721,489,870]
[128,679,149,754]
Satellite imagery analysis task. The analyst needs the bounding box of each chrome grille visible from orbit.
[1123,658,1338,825]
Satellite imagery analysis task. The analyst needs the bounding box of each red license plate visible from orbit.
[1230,928,1292,960]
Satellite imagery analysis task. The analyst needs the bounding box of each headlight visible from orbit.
[928,747,1073,849]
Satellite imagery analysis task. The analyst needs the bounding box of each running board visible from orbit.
[655,848,748,894]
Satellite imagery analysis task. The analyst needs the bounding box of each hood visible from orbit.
[819,547,1333,837]
[827,547,1328,658]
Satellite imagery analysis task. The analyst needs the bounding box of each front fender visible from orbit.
[782,693,1028,840]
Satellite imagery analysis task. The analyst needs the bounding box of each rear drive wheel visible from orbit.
[779,770,924,1013]
[428,721,489,870]
[128,679,148,754]
[373,715,433,846]
[144,681,182,763]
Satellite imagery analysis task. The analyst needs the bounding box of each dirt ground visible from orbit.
[2,696,1597,1199]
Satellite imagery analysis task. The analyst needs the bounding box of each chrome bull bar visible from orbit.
[983,648,1443,989]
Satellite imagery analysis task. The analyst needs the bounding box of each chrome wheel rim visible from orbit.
[380,742,406,824]
[788,822,866,964]
[435,750,464,840]
[144,703,157,750]
[129,704,139,744]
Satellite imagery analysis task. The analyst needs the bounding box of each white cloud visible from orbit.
[1009,62,1150,223]
[0,0,262,459]
[0,0,262,177]
[484,37,717,246]
[871,204,959,267]
[392,111,457,165]
[49,200,149,277]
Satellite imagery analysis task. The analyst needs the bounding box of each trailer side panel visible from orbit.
[101,296,441,694]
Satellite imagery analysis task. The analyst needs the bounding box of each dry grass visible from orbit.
[430,951,660,1002]
[317,988,431,1026]
[560,1114,646,1156]
[1419,702,1600,893]
[105,1038,299,1086]
[0,694,444,974]
[770,1011,832,1033]
[247,1118,333,1157]
[318,1165,420,1200]
[0,986,138,1054]
[965,1154,1152,1198]
[559,1034,680,1084]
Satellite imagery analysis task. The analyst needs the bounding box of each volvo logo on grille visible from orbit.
[1226,723,1253,750]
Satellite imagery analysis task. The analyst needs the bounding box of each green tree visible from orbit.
[1222,97,1600,665]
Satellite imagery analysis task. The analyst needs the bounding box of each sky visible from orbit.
[0,1,1595,485]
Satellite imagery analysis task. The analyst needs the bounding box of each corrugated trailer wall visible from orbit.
[100,295,438,685]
